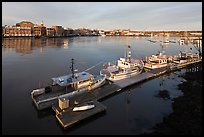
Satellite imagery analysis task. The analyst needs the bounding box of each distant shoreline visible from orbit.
[2,35,202,39]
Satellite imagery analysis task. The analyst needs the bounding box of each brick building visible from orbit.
[3,26,33,37]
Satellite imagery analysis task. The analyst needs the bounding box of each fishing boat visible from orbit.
[31,59,106,99]
[72,101,95,112]
[100,45,144,81]
[144,51,169,69]
[172,51,200,64]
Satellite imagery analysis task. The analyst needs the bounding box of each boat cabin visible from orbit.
[51,71,94,90]
[148,53,167,64]
[117,58,142,69]
[144,52,168,69]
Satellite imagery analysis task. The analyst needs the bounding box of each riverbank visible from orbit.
[150,65,202,135]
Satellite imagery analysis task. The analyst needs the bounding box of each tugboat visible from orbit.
[100,45,144,81]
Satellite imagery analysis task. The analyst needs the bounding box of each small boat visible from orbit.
[148,39,157,43]
[178,39,185,45]
[169,40,176,43]
[72,102,95,111]
[163,40,169,43]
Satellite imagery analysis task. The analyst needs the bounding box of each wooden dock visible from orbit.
[52,100,106,128]
[32,88,72,110]
[32,59,202,128]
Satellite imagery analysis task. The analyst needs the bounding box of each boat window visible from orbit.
[151,60,160,63]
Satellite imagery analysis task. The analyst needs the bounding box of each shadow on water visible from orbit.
[31,99,107,134]
[154,89,171,100]
[154,76,171,100]
[31,102,55,119]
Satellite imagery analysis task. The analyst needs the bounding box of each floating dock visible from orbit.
[32,58,202,128]
[52,101,106,128]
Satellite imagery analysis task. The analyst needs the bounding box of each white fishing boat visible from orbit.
[144,51,169,69]
[172,51,200,64]
[100,45,144,81]
[31,59,106,99]
[72,102,95,111]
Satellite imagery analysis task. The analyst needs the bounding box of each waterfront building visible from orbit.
[99,30,105,36]
[3,21,34,37]
[34,21,47,37]
[51,25,64,37]
[3,25,33,37]
[16,21,34,28]
[46,28,56,37]
[63,28,75,37]
[16,20,34,34]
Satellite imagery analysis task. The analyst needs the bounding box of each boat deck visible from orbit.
[32,86,75,110]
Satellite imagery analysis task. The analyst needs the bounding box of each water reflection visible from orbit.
[2,37,71,54]
[2,38,33,54]
[2,37,201,57]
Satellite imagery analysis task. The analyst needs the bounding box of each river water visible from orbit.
[2,36,201,135]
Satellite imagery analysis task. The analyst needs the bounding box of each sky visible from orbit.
[2,2,202,31]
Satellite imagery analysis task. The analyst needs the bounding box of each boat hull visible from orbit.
[101,68,143,82]
[144,63,167,69]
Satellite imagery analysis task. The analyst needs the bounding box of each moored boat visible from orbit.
[172,51,200,64]
[31,59,106,99]
[72,101,95,112]
[144,51,169,69]
[100,45,144,81]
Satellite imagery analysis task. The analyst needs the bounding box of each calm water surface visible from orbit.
[2,36,200,135]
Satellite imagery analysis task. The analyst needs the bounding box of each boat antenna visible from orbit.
[127,45,131,62]
[70,58,74,78]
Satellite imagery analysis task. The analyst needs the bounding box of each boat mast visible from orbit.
[70,58,75,78]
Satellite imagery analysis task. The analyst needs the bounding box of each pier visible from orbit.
[32,58,202,128]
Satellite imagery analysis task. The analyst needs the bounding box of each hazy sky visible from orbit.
[2,2,202,31]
